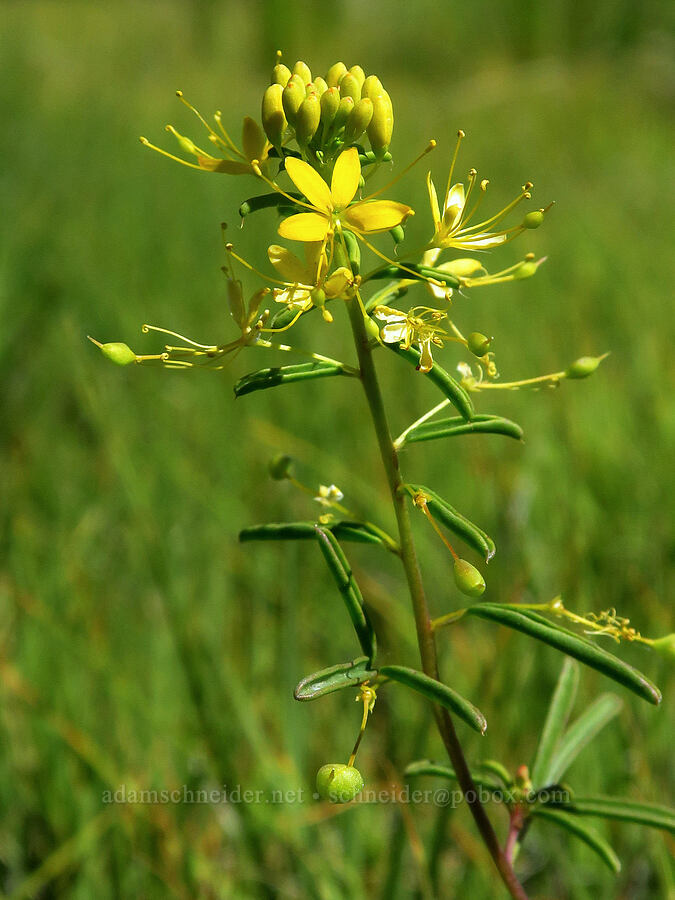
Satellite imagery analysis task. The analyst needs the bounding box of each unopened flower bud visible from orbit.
[348,65,366,87]
[271,63,292,87]
[99,342,137,366]
[268,453,293,481]
[650,633,675,662]
[311,288,326,308]
[292,60,312,86]
[339,72,362,103]
[522,209,545,229]
[367,92,394,157]
[330,96,355,138]
[343,98,373,145]
[320,87,341,128]
[362,75,384,100]
[453,558,486,598]
[296,93,321,145]
[312,76,328,97]
[316,764,364,803]
[326,61,347,87]
[565,356,602,379]
[261,83,287,146]
[282,77,306,126]
[467,332,492,357]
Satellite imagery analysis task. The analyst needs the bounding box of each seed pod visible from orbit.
[99,342,137,366]
[348,65,366,88]
[522,209,545,229]
[367,92,394,158]
[467,332,492,357]
[326,61,347,87]
[512,259,540,280]
[296,93,321,145]
[339,72,362,103]
[453,558,486,598]
[271,63,291,87]
[343,98,373,145]
[362,74,384,100]
[261,83,287,146]
[282,77,305,126]
[312,76,328,97]
[268,453,293,480]
[316,764,364,803]
[565,356,602,379]
[320,87,341,129]
[292,60,312,86]
[341,229,361,274]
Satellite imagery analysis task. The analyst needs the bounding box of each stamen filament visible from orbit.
[139,137,205,171]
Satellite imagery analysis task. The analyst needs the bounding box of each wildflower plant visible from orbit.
[93,55,673,897]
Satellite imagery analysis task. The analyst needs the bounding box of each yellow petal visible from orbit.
[417,338,434,373]
[278,212,330,242]
[242,116,268,162]
[330,148,361,209]
[426,172,440,227]
[437,258,486,277]
[198,156,251,175]
[324,267,351,298]
[267,244,310,283]
[344,200,413,234]
[303,242,328,283]
[284,157,332,212]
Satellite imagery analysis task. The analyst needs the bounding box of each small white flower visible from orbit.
[315,484,344,506]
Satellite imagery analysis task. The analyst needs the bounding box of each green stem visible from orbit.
[347,298,529,900]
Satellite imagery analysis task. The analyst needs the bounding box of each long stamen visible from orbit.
[459,183,532,235]
[141,323,217,350]
[458,176,488,229]
[360,140,437,202]
[259,308,305,333]
[139,137,205,171]
[250,161,318,211]
[224,243,287,287]
[213,110,245,157]
[176,91,241,158]
[444,129,465,205]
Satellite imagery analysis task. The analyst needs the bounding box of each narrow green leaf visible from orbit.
[531,658,580,789]
[294,656,377,701]
[403,414,524,445]
[367,262,461,290]
[386,344,474,420]
[404,759,502,793]
[239,520,392,549]
[315,526,376,662]
[234,361,353,397]
[466,605,662,705]
[408,484,496,562]
[379,665,487,734]
[541,796,675,834]
[239,190,302,218]
[546,694,623,784]
[531,807,621,874]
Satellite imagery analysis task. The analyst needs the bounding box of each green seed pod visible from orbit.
[348,65,366,88]
[320,86,341,128]
[565,356,602,379]
[650,633,675,662]
[362,74,384,100]
[389,225,405,245]
[268,453,293,481]
[343,98,373,145]
[98,342,136,366]
[453,558,486,598]
[282,77,306,126]
[271,63,292,87]
[311,287,327,308]
[522,209,545,229]
[261,83,287,146]
[341,229,361,274]
[296,93,321,145]
[312,76,328,97]
[326,61,347,87]
[467,332,492,357]
[364,314,381,342]
[367,92,394,158]
[339,72,362,104]
[512,259,539,280]
[316,764,364,803]
[292,60,312,86]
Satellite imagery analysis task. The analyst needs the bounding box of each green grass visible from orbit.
[1,2,673,897]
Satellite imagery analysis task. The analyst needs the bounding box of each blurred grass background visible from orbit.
[1,0,674,897]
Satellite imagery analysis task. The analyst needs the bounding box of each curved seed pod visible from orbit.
[343,98,374,145]
[292,60,312,86]
[234,362,353,397]
[453,558,486,598]
[282,77,305,126]
[339,72,362,103]
[362,74,384,99]
[402,414,524,445]
[326,61,348,87]
[296,93,321,145]
[271,63,291,87]
[408,483,495,561]
[367,92,394,158]
[261,83,287,147]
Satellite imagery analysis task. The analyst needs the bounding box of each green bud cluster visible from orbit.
[261,58,394,162]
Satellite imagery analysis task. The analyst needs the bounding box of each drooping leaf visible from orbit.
[294,656,377,701]
[385,344,474,420]
[239,520,395,550]
[402,414,524,446]
[404,759,502,793]
[379,665,487,734]
[531,807,621,874]
[408,484,495,562]
[530,658,580,789]
[315,526,376,662]
[539,796,675,834]
[465,605,661,705]
[546,694,623,785]
[234,361,355,397]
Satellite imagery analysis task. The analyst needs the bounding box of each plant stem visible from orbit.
[347,298,529,900]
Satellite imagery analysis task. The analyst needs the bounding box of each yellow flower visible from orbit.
[267,243,352,321]
[277,148,413,243]
[374,305,447,373]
